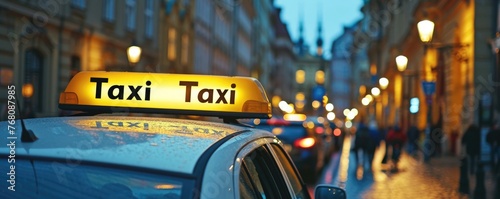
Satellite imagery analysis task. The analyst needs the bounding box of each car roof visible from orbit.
[1,116,259,174]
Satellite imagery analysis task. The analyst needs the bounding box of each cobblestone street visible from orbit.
[322,135,497,199]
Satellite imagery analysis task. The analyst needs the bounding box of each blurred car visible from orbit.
[252,114,339,183]
[1,71,347,199]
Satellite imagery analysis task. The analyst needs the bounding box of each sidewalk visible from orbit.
[412,152,497,199]
[330,136,497,198]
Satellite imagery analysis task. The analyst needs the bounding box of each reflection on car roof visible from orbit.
[5,116,247,174]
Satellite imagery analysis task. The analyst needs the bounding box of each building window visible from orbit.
[126,0,136,31]
[296,70,305,84]
[103,0,115,22]
[71,0,86,9]
[168,28,177,61]
[24,49,44,113]
[315,70,325,84]
[181,34,189,65]
[145,0,154,38]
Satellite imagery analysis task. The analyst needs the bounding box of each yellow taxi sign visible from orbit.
[59,71,271,119]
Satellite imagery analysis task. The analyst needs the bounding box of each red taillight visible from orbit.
[294,137,315,149]
[315,127,324,134]
[267,118,289,126]
[333,128,342,136]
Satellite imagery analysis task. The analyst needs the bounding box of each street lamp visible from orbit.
[22,83,34,99]
[127,43,142,66]
[417,19,469,49]
[379,77,389,127]
[417,20,435,43]
[395,55,408,72]
[417,19,469,161]
[22,83,34,118]
[379,77,389,90]
[371,87,380,97]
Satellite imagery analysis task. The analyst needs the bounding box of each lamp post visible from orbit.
[395,55,408,128]
[396,55,408,72]
[417,19,469,161]
[371,87,380,125]
[379,77,389,128]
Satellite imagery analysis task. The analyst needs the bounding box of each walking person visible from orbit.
[366,120,382,170]
[486,121,500,172]
[381,126,391,164]
[406,125,420,156]
[386,126,406,171]
[354,120,370,169]
[462,124,481,174]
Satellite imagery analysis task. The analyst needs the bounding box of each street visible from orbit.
[314,135,497,199]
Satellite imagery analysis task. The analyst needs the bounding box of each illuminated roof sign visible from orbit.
[59,71,271,119]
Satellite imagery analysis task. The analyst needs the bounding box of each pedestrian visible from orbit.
[381,126,392,164]
[386,126,406,171]
[461,124,481,174]
[450,129,459,156]
[406,125,420,156]
[486,120,500,172]
[366,120,382,170]
[354,120,370,168]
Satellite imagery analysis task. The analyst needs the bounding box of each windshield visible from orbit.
[1,159,193,199]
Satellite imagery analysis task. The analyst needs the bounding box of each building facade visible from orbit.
[270,7,296,104]
[0,0,160,119]
[356,0,496,156]
[160,0,195,73]
[192,0,255,76]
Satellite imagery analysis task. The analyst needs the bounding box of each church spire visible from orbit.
[316,2,323,56]
[297,1,305,55]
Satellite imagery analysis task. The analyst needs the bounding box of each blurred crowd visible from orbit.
[351,116,500,173]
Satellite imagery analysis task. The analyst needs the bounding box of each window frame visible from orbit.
[269,143,311,199]
[234,138,295,199]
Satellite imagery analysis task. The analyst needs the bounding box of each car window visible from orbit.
[239,145,291,199]
[239,165,261,199]
[270,144,311,199]
[1,159,194,199]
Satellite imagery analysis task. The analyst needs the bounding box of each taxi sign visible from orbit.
[59,71,271,119]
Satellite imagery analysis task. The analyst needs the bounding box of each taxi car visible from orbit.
[0,72,345,199]
[252,115,341,184]
[252,116,326,184]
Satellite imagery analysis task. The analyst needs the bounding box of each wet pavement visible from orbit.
[316,135,497,199]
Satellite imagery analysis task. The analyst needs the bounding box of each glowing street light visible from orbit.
[379,77,389,90]
[127,44,142,65]
[417,19,435,43]
[395,55,408,72]
[325,103,334,111]
[371,87,381,97]
[361,97,371,106]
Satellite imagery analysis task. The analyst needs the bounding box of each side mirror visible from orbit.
[314,184,346,199]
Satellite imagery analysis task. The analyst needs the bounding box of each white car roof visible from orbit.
[1,116,273,174]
